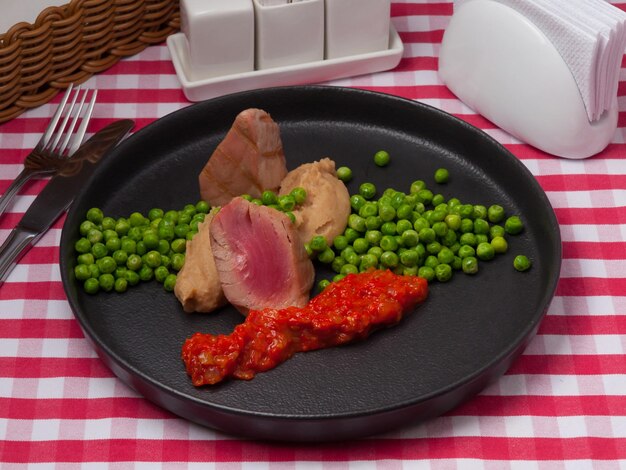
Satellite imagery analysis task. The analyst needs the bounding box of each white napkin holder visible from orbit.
[438,0,618,159]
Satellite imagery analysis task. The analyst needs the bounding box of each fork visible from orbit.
[0,84,97,219]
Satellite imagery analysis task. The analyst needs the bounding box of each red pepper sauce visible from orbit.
[181,270,429,386]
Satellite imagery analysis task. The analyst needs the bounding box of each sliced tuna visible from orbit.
[199,108,288,207]
[174,209,227,313]
[210,197,315,315]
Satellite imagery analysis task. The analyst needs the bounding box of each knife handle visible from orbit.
[0,227,40,285]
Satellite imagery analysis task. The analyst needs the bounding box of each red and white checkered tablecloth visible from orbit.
[1,1,626,467]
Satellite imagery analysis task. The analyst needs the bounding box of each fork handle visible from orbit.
[0,167,51,219]
[0,226,40,285]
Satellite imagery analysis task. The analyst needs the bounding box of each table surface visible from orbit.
[1,1,625,467]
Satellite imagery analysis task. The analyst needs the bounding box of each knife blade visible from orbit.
[0,119,135,285]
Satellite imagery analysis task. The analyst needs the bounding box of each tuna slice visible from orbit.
[174,209,227,313]
[199,108,288,207]
[210,197,315,315]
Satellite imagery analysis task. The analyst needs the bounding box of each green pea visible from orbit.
[374,150,390,167]
[136,241,147,256]
[79,220,96,236]
[473,205,488,219]
[96,256,116,274]
[75,237,92,254]
[380,235,398,252]
[514,255,532,272]
[426,241,442,255]
[378,204,396,222]
[126,254,142,271]
[418,266,435,282]
[459,232,477,247]
[359,182,377,200]
[437,247,455,264]
[340,264,359,275]
[395,219,413,235]
[86,208,104,225]
[86,229,103,245]
[91,242,107,259]
[505,216,524,235]
[341,247,360,266]
[261,190,278,206]
[310,235,327,252]
[290,187,307,205]
[462,256,479,274]
[138,265,153,281]
[487,205,505,223]
[365,215,382,231]
[196,200,210,213]
[154,266,169,283]
[473,218,490,235]
[318,279,331,291]
[490,224,506,239]
[317,248,336,264]
[278,195,296,211]
[331,256,346,273]
[84,278,100,294]
[380,251,399,268]
[125,270,140,286]
[348,214,367,233]
[144,250,162,268]
[476,242,495,261]
[88,264,100,279]
[168,253,183,272]
[359,253,378,271]
[435,263,452,281]
[457,245,476,259]
[353,238,370,254]
[74,264,91,281]
[350,194,367,212]
[77,253,94,265]
[99,273,115,292]
[114,278,128,293]
[333,273,346,282]
[333,235,349,251]
[400,249,419,267]
[401,229,419,247]
[337,166,353,182]
[365,230,382,246]
[170,238,186,254]
[344,228,360,243]
[410,180,426,194]
[434,168,449,184]
[359,202,378,218]
[105,237,121,253]
[418,227,436,244]
[115,218,130,236]
[491,236,508,254]
[381,222,397,236]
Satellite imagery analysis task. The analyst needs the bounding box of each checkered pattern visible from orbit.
[1,0,626,467]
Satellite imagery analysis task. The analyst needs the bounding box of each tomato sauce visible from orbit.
[181,270,429,386]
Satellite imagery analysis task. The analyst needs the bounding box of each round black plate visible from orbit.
[60,86,561,442]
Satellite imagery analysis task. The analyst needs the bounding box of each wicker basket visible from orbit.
[0,0,180,123]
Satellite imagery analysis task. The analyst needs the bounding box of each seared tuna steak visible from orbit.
[210,197,315,315]
[199,108,288,207]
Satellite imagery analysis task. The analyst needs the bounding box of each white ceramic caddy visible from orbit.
[438,0,618,159]
[169,0,402,102]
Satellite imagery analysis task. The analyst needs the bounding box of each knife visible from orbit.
[0,119,135,285]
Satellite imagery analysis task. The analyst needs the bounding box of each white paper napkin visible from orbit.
[458,0,626,122]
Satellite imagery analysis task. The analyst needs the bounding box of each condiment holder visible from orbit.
[169,0,402,102]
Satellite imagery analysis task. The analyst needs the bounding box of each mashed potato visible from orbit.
[279,158,350,245]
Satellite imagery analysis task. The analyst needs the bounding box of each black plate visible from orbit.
[60,86,561,442]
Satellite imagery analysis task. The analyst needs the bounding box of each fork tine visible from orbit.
[67,89,97,156]
[57,88,89,155]
[48,85,81,153]
[39,83,74,149]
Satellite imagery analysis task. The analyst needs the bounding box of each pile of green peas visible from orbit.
[309,168,528,289]
[72,200,210,294]
[240,186,307,223]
